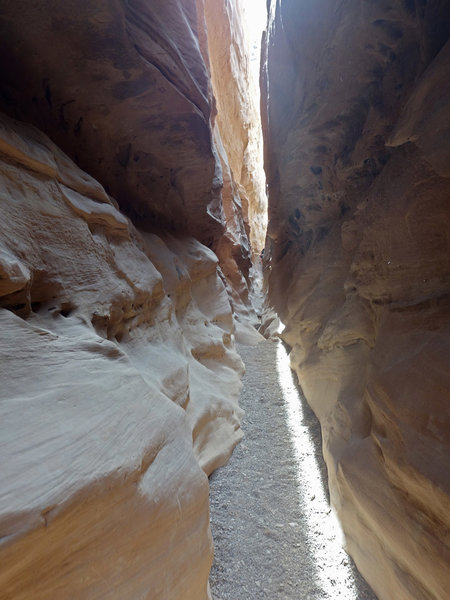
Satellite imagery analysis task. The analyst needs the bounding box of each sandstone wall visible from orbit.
[262,1,450,598]
[204,0,267,255]
[0,0,264,309]
[202,0,267,334]
[0,112,245,599]
[0,0,217,241]
[0,0,264,596]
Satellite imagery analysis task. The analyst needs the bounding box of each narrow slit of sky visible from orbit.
[242,0,267,68]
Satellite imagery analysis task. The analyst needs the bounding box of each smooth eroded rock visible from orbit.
[0,112,245,599]
[262,1,450,598]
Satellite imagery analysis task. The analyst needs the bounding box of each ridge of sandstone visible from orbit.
[262,2,450,598]
[0,110,241,599]
[0,1,263,597]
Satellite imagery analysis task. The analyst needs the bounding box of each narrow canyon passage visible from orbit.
[209,340,377,600]
[0,0,449,597]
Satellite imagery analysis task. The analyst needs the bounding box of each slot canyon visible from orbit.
[0,0,448,599]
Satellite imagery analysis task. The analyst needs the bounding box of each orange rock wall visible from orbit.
[204,0,267,254]
[0,0,264,596]
[262,1,450,598]
[202,0,267,327]
[0,1,264,292]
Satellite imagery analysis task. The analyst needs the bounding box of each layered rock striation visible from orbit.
[0,112,244,599]
[203,0,267,331]
[204,0,267,254]
[262,1,450,598]
[0,0,266,597]
[0,0,216,240]
[0,0,265,330]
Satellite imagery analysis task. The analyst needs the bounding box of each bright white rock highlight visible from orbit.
[276,341,360,600]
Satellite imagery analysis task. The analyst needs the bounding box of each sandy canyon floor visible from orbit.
[209,339,377,600]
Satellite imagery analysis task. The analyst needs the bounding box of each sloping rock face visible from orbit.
[0,0,217,241]
[203,0,267,332]
[0,0,265,597]
[0,112,244,599]
[0,0,264,326]
[262,1,450,598]
[204,0,267,254]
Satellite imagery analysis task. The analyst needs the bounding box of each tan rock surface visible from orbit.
[0,112,244,598]
[193,0,267,334]
[0,0,219,241]
[262,1,450,598]
[204,0,267,255]
[0,0,265,326]
[0,0,272,595]
[0,0,265,253]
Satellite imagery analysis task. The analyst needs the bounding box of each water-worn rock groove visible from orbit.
[209,340,377,599]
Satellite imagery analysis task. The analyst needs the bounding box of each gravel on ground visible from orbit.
[209,339,377,600]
